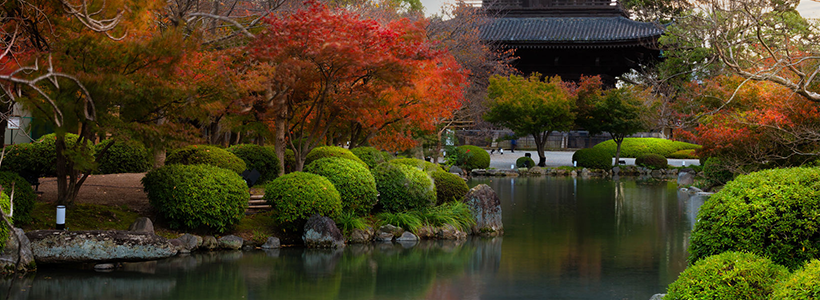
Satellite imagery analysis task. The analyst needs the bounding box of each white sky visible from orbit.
[421,0,820,18]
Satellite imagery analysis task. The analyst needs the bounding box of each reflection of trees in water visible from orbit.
[1,271,176,300]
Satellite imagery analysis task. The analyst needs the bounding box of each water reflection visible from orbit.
[1,177,701,300]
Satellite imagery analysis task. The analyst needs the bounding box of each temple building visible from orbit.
[480,0,664,85]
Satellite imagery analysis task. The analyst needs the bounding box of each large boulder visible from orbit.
[303,214,345,248]
[678,171,695,186]
[26,230,176,264]
[463,184,504,236]
[0,228,35,273]
[128,217,155,234]
[218,235,243,250]
[261,237,281,249]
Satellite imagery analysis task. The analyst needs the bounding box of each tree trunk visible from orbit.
[270,87,287,176]
[532,131,551,167]
[612,134,625,167]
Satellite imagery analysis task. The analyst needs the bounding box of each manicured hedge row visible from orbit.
[264,172,342,229]
[351,147,392,169]
[592,138,700,158]
[572,148,612,169]
[228,144,280,184]
[166,145,246,174]
[457,145,490,170]
[95,139,152,174]
[304,157,377,216]
[373,162,436,212]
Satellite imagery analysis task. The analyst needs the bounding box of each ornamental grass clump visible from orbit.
[688,167,820,270]
[457,145,490,170]
[142,164,248,233]
[95,139,152,174]
[666,251,788,300]
[572,148,612,169]
[304,146,367,169]
[166,145,246,174]
[304,157,378,216]
[635,153,668,170]
[772,259,820,299]
[373,162,436,212]
[351,147,392,169]
[264,172,342,229]
[228,144,281,184]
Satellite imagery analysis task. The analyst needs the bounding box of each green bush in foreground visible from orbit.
[0,142,50,180]
[373,162,436,212]
[264,172,342,229]
[430,171,469,205]
[772,259,820,299]
[635,153,668,170]
[0,171,35,225]
[304,157,377,216]
[351,147,392,169]
[228,144,281,184]
[37,133,94,176]
[516,156,535,168]
[0,192,10,251]
[572,148,612,169]
[142,164,248,233]
[592,138,700,158]
[666,251,788,300]
[305,146,367,169]
[703,157,733,185]
[390,157,442,174]
[689,167,820,269]
[95,139,152,174]
[166,145,246,174]
[457,145,490,170]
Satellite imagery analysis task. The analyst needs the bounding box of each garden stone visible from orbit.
[527,166,545,176]
[449,166,463,175]
[261,237,281,249]
[436,224,467,240]
[649,294,665,300]
[94,263,116,270]
[612,166,620,176]
[487,169,499,176]
[570,170,577,177]
[463,184,504,236]
[168,239,186,253]
[471,169,487,176]
[395,231,419,242]
[202,236,218,250]
[650,170,663,178]
[677,171,695,186]
[218,235,243,250]
[303,214,345,248]
[26,230,176,264]
[348,227,373,244]
[375,231,394,242]
[415,226,436,239]
[128,217,155,234]
[580,168,590,177]
[177,234,199,252]
[379,224,404,237]
[0,228,35,273]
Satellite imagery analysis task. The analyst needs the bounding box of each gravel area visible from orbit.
[36,173,151,213]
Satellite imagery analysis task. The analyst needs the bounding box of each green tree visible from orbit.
[483,73,575,167]
[579,87,648,167]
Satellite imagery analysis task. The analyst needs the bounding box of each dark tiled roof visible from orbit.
[481,16,664,47]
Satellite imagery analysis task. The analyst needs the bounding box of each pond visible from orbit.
[2,177,708,300]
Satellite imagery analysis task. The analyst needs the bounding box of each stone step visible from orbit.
[249,199,267,205]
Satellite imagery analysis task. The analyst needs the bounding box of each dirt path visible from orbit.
[36,173,151,213]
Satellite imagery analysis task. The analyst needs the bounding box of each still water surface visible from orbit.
[2,177,708,300]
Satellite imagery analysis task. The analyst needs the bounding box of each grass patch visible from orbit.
[377,211,423,233]
[23,202,140,231]
[233,210,280,244]
[417,202,475,231]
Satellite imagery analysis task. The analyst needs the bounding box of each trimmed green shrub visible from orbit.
[304,157,377,216]
[635,153,668,170]
[0,171,35,225]
[592,138,701,158]
[516,156,536,168]
[0,192,10,251]
[457,145,490,170]
[37,133,94,176]
[264,172,342,228]
[142,164,248,233]
[228,144,281,184]
[95,139,152,174]
[390,158,443,174]
[0,142,50,180]
[305,146,367,169]
[772,259,820,299]
[703,157,733,185]
[373,162,436,212]
[351,147,392,169]
[688,167,820,269]
[572,148,612,169]
[430,171,469,205]
[668,149,699,159]
[166,145,246,174]
[666,251,788,300]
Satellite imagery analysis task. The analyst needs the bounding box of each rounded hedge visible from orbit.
[264,172,342,228]
[703,157,733,185]
[166,145,246,174]
[95,139,152,174]
[305,146,367,169]
[304,157,377,216]
[635,153,668,170]
[142,164,248,233]
[373,162,436,212]
[390,158,442,174]
[572,148,612,169]
[772,259,820,299]
[0,142,49,180]
[689,167,820,269]
[430,171,469,205]
[516,156,536,168]
[0,171,35,225]
[457,145,490,170]
[666,251,788,300]
[228,144,281,184]
[592,138,701,158]
[0,192,10,251]
[351,147,392,169]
